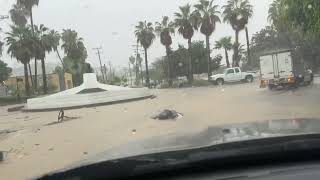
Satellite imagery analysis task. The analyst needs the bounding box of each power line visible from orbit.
[0,15,9,20]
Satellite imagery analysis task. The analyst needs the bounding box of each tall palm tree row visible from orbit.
[135,21,156,88]
[215,36,232,68]
[174,4,198,82]
[17,0,40,90]
[134,0,253,84]
[222,0,253,67]
[155,16,175,85]
[5,25,34,96]
[193,0,221,80]
[33,24,55,94]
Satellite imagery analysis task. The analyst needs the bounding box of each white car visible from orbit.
[210,67,255,85]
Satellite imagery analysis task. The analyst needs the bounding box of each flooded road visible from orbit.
[1,79,320,179]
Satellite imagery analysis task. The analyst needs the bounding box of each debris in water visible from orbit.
[131,129,137,135]
[152,109,183,120]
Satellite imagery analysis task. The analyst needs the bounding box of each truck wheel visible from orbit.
[245,75,254,83]
[216,79,224,86]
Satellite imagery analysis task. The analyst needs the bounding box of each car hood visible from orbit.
[39,118,320,179]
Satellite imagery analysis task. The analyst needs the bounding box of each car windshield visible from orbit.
[0,0,320,179]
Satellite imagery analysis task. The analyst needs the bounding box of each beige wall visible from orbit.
[5,73,73,93]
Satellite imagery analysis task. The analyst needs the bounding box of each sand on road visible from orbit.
[1,81,320,179]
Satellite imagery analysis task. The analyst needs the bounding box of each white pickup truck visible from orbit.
[210,67,255,85]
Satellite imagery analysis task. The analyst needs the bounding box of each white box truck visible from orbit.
[259,49,313,89]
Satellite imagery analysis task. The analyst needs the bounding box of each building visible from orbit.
[5,73,73,95]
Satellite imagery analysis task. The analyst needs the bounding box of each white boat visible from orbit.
[24,73,152,111]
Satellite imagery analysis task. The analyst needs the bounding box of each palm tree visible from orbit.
[48,30,63,64]
[174,4,198,82]
[61,29,85,59]
[193,0,220,80]
[215,36,232,68]
[268,0,280,26]
[33,24,54,94]
[135,21,156,88]
[17,0,39,90]
[9,3,29,27]
[155,16,175,85]
[222,0,253,67]
[6,25,34,96]
[43,29,66,91]
[17,0,39,32]
[61,29,89,86]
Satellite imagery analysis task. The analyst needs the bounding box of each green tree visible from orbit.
[135,21,156,88]
[174,4,198,82]
[193,0,220,80]
[222,0,253,67]
[215,36,232,68]
[6,25,34,96]
[155,16,175,85]
[0,60,12,82]
[281,0,320,37]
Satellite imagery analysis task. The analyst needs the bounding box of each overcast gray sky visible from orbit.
[0,0,272,70]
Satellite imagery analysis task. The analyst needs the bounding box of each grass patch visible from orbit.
[0,96,27,106]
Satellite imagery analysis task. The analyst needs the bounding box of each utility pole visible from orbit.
[104,64,108,81]
[128,62,132,86]
[132,43,144,86]
[108,61,112,80]
[93,47,105,82]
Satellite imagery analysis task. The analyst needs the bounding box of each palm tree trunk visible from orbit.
[24,63,30,96]
[144,48,150,88]
[187,38,193,82]
[41,58,48,94]
[30,8,38,90]
[30,9,35,34]
[56,50,66,90]
[135,61,139,85]
[206,35,211,81]
[245,27,251,66]
[225,48,230,68]
[140,62,144,85]
[34,59,37,90]
[28,63,34,88]
[233,30,240,67]
[166,45,172,86]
